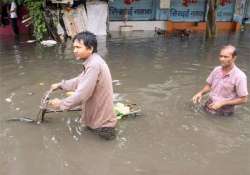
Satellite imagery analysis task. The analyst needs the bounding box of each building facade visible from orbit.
[109,0,250,31]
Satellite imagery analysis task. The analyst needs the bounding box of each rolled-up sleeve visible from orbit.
[60,66,99,110]
[236,75,248,97]
[60,76,79,91]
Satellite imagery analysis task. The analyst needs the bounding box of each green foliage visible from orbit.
[24,0,47,40]
[2,0,47,40]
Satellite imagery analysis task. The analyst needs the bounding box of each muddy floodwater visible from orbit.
[1,31,250,175]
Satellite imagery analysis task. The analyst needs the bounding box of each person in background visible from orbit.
[49,31,117,140]
[0,2,2,26]
[1,3,10,26]
[192,45,248,116]
[9,0,19,35]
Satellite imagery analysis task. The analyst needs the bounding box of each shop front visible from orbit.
[108,0,249,32]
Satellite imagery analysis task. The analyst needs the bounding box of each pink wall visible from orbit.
[0,6,30,36]
[0,21,29,35]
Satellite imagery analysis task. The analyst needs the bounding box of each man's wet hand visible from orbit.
[50,83,60,91]
[192,92,202,104]
[208,102,223,110]
[48,98,61,109]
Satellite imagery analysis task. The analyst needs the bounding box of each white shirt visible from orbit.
[10,2,17,19]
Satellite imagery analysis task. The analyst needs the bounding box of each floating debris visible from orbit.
[192,125,199,132]
[112,80,121,86]
[18,72,25,76]
[114,103,130,117]
[6,117,35,123]
[181,124,190,130]
[120,137,128,142]
[41,40,57,47]
[51,136,58,144]
[5,92,16,103]
[27,92,34,96]
[124,161,131,165]
[114,102,141,120]
[5,98,12,103]
[64,161,69,167]
[26,40,36,43]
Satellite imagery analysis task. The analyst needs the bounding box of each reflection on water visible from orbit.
[0,31,250,175]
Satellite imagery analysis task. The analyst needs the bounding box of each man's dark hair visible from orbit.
[232,48,237,57]
[222,45,237,57]
[73,31,97,53]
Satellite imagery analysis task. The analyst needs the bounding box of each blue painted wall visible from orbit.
[216,0,236,21]
[109,0,237,22]
[245,0,250,23]
[109,0,155,21]
[155,0,169,20]
[168,0,206,22]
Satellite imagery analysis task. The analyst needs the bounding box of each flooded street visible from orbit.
[1,31,250,175]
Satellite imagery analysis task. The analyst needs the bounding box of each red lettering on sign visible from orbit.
[182,0,198,7]
[220,0,231,6]
[124,0,140,5]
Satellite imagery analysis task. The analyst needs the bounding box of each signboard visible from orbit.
[109,0,154,21]
[160,0,171,9]
[169,0,206,22]
[109,0,239,22]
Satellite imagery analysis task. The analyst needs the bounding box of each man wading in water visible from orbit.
[9,0,19,36]
[49,31,117,140]
[192,45,248,116]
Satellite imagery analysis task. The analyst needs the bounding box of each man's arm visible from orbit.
[192,83,211,104]
[50,76,79,91]
[209,96,248,110]
[192,67,217,104]
[59,66,99,110]
[49,67,99,110]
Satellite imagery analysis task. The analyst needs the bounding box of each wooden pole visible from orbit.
[206,0,218,39]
